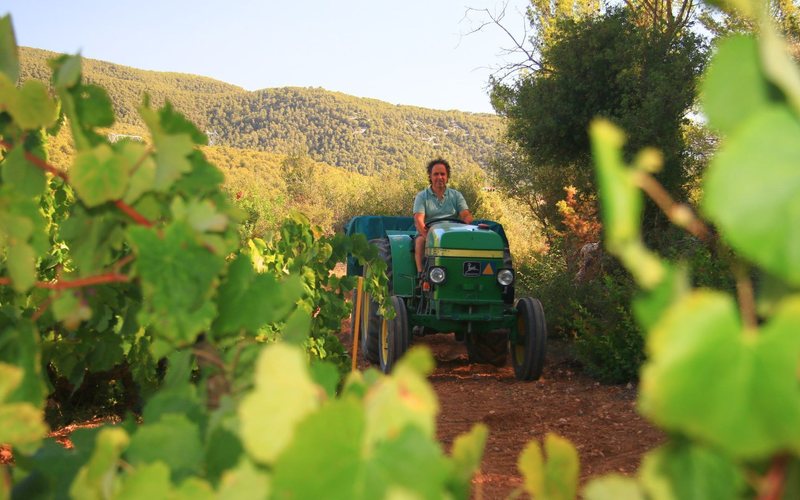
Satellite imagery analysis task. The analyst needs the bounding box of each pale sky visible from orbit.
[2,0,532,114]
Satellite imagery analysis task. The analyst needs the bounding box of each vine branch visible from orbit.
[0,272,130,290]
[634,171,711,241]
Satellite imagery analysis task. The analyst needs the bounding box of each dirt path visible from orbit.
[415,333,664,499]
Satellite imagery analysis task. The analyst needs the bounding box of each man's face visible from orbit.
[430,164,448,190]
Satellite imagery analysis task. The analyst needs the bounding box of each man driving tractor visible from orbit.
[412,158,474,275]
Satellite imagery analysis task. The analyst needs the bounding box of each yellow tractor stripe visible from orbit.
[427,248,504,258]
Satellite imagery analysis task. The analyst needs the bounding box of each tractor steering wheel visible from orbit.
[424,217,464,229]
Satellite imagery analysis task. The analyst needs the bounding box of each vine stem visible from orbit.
[760,453,789,500]
[0,273,129,289]
[0,139,154,227]
[634,171,711,242]
[733,262,759,332]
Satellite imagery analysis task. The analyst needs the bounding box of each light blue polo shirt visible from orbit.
[413,187,468,223]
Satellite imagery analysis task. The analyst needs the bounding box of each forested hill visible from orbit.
[19,47,502,174]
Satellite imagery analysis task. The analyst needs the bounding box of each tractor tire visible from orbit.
[371,237,393,293]
[466,330,508,367]
[511,297,547,381]
[378,296,409,374]
[351,285,379,363]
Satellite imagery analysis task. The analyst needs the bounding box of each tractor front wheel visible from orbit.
[378,296,409,374]
[511,297,547,381]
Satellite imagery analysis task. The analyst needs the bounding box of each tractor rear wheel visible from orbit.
[466,330,508,367]
[378,296,409,374]
[351,285,380,363]
[511,297,547,381]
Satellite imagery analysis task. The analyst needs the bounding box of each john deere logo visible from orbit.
[463,261,481,277]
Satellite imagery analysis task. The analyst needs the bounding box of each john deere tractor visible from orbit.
[346,215,546,381]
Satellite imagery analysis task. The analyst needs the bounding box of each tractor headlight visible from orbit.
[429,266,446,284]
[497,269,514,286]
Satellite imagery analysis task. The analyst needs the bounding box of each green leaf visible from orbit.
[213,255,304,335]
[11,80,59,130]
[701,35,775,136]
[238,343,320,465]
[7,242,36,292]
[2,146,46,198]
[273,399,365,499]
[364,346,439,447]
[0,322,46,406]
[583,475,644,500]
[0,15,19,84]
[51,54,82,89]
[218,458,271,500]
[702,107,800,285]
[58,209,124,276]
[179,198,228,233]
[518,433,579,500]
[126,414,203,480]
[309,360,340,398]
[447,423,488,499]
[130,222,225,346]
[71,144,131,207]
[283,306,312,345]
[74,84,114,128]
[117,462,172,500]
[639,441,745,500]
[69,427,129,500]
[52,292,92,330]
[0,364,47,453]
[364,425,450,500]
[172,478,215,500]
[122,146,156,205]
[640,292,800,458]
[632,265,690,331]
[153,134,194,192]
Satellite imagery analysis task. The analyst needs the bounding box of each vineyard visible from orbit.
[3,0,800,496]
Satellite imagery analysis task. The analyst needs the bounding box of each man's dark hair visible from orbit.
[426,158,451,184]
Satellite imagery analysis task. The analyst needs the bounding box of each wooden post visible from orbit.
[351,276,364,372]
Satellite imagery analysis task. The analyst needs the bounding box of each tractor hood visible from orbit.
[428,222,505,251]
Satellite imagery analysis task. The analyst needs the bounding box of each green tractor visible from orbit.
[346,216,546,381]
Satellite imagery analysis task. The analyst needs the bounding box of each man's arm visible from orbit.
[459,209,474,224]
[414,212,427,238]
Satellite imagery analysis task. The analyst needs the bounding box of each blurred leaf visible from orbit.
[117,462,172,500]
[0,321,46,405]
[447,423,488,499]
[153,134,194,191]
[238,344,320,464]
[7,242,36,292]
[2,146,46,198]
[309,360,339,398]
[51,54,81,89]
[69,427,129,500]
[701,35,775,136]
[74,84,114,128]
[273,399,364,499]
[640,292,800,459]
[702,107,800,286]
[283,306,312,345]
[518,433,579,500]
[126,414,203,480]
[583,474,643,500]
[633,265,690,331]
[218,458,271,500]
[0,364,47,453]
[12,80,59,130]
[639,441,745,500]
[71,144,130,207]
[52,292,92,330]
[0,15,19,83]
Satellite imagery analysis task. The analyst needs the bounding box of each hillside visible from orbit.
[18,47,502,174]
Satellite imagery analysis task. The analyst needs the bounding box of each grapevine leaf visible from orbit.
[0,15,19,84]
[309,360,339,398]
[217,458,271,500]
[701,35,775,135]
[117,462,172,500]
[272,399,365,499]
[2,146,46,198]
[633,265,690,331]
[213,255,304,335]
[447,423,488,499]
[71,144,131,207]
[0,364,47,453]
[173,198,228,233]
[518,433,579,500]
[0,322,46,406]
[122,150,156,205]
[52,292,92,331]
[760,24,800,116]
[58,209,124,276]
[130,222,225,348]
[69,427,129,500]
[238,344,320,464]
[590,119,665,289]
[51,54,81,89]
[640,292,800,458]
[205,424,244,485]
[126,414,203,480]
[173,152,225,196]
[153,134,194,192]
[158,101,206,144]
[702,107,800,285]
[583,475,644,500]
[172,478,214,500]
[74,84,114,128]
[11,80,59,130]
[85,333,125,372]
[639,441,745,500]
[142,385,204,428]
[282,306,312,345]
[364,346,439,447]
[7,242,36,292]
[364,425,450,500]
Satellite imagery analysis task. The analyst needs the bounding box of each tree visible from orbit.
[490,7,707,233]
